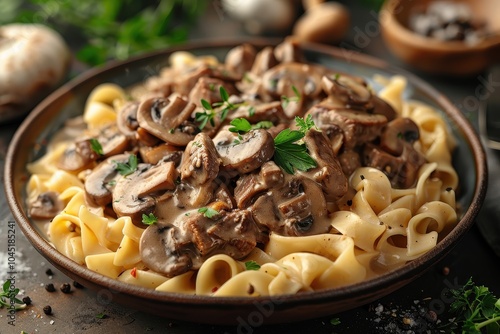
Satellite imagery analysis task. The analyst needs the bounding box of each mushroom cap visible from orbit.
[28,191,64,220]
[137,96,197,146]
[0,24,70,120]
[214,128,275,174]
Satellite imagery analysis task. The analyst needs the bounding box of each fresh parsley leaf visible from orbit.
[229,118,252,134]
[252,121,273,130]
[295,114,315,134]
[0,279,26,310]
[245,261,261,271]
[447,277,500,333]
[114,155,138,176]
[142,213,158,225]
[330,317,341,325]
[90,138,103,155]
[198,207,219,219]
[219,86,230,102]
[248,106,256,117]
[273,117,317,174]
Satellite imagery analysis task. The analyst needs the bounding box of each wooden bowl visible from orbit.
[380,0,500,76]
[4,39,488,325]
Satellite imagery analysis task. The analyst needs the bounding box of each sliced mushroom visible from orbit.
[139,143,183,165]
[214,128,275,174]
[137,96,197,146]
[116,101,140,138]
[370,96,397,121]
[29,191,63,220]
[228,100,287,124]
[225,43,257,77]
[173,64,212,97]
[180,132,221,185]
[140,205,260,277]
[84,154,129,207]
[308,105,387,150]
[112,161,178,226]
[57,140,98,172]
[274,38,306,63]
[380,117,420,156]
[174,181,217,209]
[321,74,372,106]
[96,124,130,158]
[250,46,278,76]
[188,77,236,108]
[261,62,323,99]
[301,129,348,201]
[250,175,329,236]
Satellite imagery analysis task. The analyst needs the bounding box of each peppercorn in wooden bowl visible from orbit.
[380,0,500,76]
[4,39,487,324]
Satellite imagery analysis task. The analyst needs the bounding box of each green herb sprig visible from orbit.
[142,213,158,225]
[273,115,317,174]
[196,87,246,130]
[89,138,103,155]
[281,85,301,109]
[114,155,138,176]
[198,207,220,219]
[0,280,26,311]
[447,277,500,333]
[244,261,261,271]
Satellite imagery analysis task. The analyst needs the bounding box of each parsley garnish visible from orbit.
[229,118,274,135]
[114,155,138,176]
[198,207,219,219]
[196,86,240,130]
[446,277,500,333]
[96,312,108,319]
[281,85,301,109]
[273,116,317,174]
[244,261,261,271]
[90,138,103,155]
[0,279,26,311]
[330,318,341,325]
[142,213,158,225]
[295,114,316,133]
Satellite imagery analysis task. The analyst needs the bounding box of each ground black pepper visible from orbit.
[45,268,54,276]
[73,281,84,289]
[45,283,55,292]
[22,296,31,305]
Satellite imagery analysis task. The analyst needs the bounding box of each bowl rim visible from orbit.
[4,38,488,310]
[380,0,500,52]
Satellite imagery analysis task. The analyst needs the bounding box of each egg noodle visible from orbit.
[26,44,458,296]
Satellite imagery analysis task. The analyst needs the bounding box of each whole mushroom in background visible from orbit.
[0,23,71,122]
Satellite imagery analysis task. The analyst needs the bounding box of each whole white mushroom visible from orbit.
[0,23,71,122]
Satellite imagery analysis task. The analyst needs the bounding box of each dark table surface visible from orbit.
[1,2,500,333]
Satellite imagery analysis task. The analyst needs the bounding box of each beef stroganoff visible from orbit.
[26,40,458,296]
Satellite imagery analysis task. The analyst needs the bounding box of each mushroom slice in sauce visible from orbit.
[84,154,129,207]
[308,105,387,150]
[250,176,329,236]
[57,139,99,172]
[214,128,275,174]
[380,117,420,156]
[301,129,348,201]
[321,74,372,106]
[29,191,64,220]
[180,132,221,185]
[225,43,257,77]
[139,143,183,166]
[112,161,178,226]
[250,46,278,76]
[116,101,140,138]
[137,96,197,146]
[140,205,259,277]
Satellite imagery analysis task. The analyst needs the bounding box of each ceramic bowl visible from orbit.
[380,0,500,76]
[4,40,487,325]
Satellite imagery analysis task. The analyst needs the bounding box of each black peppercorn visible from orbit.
[60,283,71,294]
[45,283,55,292]
[22,296,32,305]
[45,268,54,276]
[43,305,52,315]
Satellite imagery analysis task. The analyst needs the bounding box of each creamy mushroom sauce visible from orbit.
[26,40,458,294]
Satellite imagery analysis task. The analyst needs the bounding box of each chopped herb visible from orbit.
[281,85,301,108]
[96,313,108,319]
[197,87,245,129]
[198,207,219,219]
[248,106,256,117]
[295,114,315,134]
[334,73,341,80]
[169,128,175,134]
[114,155,138,176]
[90,138,103,155]
[330,317,341,325]
[105,180,116,187]
[142,213,158,225]
[229,118,252,134]
[245,261,261,271]
[229,118,274,137]
[273,116,317,174]
[446,277,500,333]
[0,279,26,310]
[208,83,216,91]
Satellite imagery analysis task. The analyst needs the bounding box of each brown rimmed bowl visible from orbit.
[4,39,488,325]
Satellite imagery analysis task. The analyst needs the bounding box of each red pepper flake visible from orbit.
[211,286,218,293]
[130,267,137,278]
